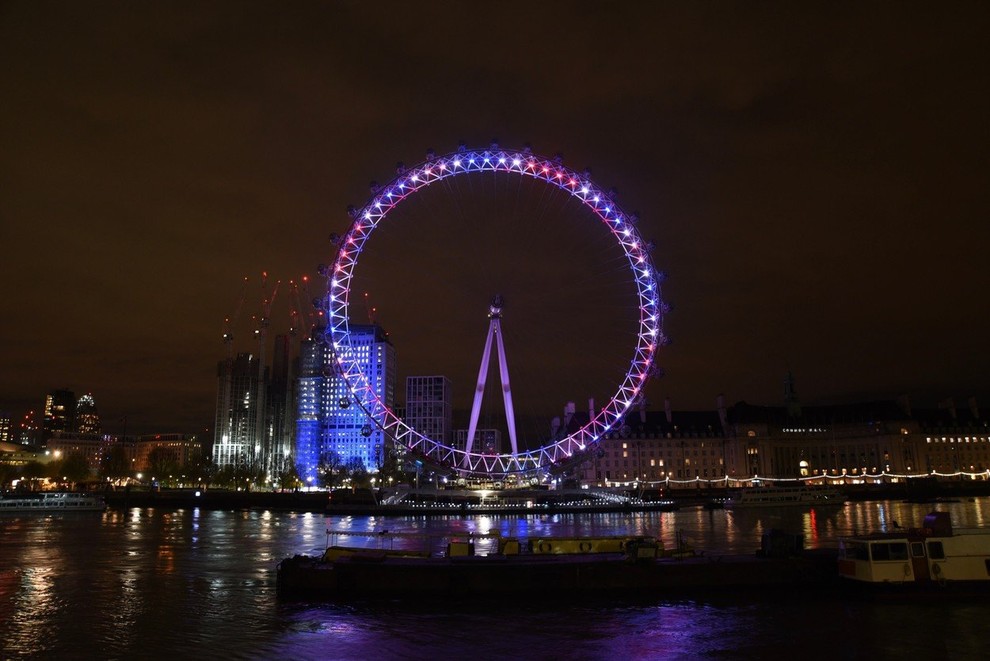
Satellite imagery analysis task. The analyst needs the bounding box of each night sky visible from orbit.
[2,2,988,438]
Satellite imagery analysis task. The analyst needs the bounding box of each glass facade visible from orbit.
[213,353,265,470]
[404,376,452,447]
[75,393,101,435]
[295,325,395,484]
[43,389,75,440]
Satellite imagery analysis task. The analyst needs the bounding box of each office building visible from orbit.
[0,412,11,444]
[295,325,395,483]
[266,333,295,477]
[75,393,101,435]
[404,376,453,447]
[213,353,266,470]
[43,389,75,440]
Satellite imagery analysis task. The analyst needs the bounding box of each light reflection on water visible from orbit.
[1,499,988,659]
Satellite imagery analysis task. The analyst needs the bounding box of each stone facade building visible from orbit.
[576,395,990,489]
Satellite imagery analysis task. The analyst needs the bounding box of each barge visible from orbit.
[277,531,838,599]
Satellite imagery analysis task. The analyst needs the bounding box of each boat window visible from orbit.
[841,542,869,561]
[870,542,908,561]
[927,541,945,560]
[911,542,925,558]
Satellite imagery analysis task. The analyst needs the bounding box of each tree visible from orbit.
[50,452,92,488]
[189,455,218,488]
[20,461,47,489]
[226,454,263,491]
[99,445,131,481]
[275,461,301,491]
[351,467,371,488]
[213,465,236,489]
[206,458,256,489]
[146,447,179,485]
[317,451,344,490]
[0,463,18,490]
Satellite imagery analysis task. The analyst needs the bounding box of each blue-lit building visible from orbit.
[295,325,396,485]
[294,338,325,484]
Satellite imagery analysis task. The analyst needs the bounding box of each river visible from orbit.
[1,498,988,659]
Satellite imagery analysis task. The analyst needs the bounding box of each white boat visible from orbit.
[724,485,845,509]
[838,511,990,588]
[0,492,107,512]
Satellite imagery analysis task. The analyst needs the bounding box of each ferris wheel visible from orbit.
[323,143,668,479]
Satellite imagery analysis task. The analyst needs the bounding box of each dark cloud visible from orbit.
[2,1,988,434]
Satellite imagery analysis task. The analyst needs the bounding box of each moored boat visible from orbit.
[837,511,990,590]
[276,530,838,599]
[724,485,845,509]
[0,492,107,512]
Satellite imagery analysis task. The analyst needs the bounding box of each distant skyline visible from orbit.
[2,3,988,436]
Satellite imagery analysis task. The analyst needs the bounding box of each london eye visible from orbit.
[323,143,668,479]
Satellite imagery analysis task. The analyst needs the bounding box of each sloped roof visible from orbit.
[728,400,910,426]
[912,407,989,431]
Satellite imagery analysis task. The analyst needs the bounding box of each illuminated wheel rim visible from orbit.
[326,145,667,478]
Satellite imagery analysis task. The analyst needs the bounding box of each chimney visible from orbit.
[968,396,980,420]
[784,371,801,418]
[664,397,672,424]
[550,416,561,437]
[896,394,912,417]
[564,402,575,428]
[588,398,595,420]
[938,397,957,421]
[717,393,728,430]
[639,395,647,424]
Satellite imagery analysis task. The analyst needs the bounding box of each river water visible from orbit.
[1,499,989,660]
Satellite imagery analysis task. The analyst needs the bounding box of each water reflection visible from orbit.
[1,500,988,657]
[321,500,990,557]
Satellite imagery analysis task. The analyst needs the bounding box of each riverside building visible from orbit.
[43,389,75,439]
[295,324,396,484]
[404,376,453,447]
[75,393,101,435]
[213,352,266,471]
[576,393,990,489]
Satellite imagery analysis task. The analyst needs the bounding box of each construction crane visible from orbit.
[221,276,250,359]
[289,276,320,340]
[288,279,303,338]
[363,291,377,324]
[254,271,281,344]
[300,274,325,335]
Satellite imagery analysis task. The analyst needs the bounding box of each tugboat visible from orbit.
[837,511,990,589]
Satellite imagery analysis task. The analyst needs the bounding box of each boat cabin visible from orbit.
[838,512,990,585]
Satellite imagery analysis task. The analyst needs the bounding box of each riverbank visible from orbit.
[100,479,990,514]
[102,488,680,515]
[104,489,330,512]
